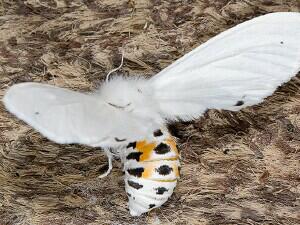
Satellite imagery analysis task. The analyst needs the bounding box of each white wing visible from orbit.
[150,12,300,121]
[3,82,158,147]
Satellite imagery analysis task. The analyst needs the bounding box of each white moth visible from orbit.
[3,12,300,216]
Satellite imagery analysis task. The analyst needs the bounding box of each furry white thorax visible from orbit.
[95,76,163,126]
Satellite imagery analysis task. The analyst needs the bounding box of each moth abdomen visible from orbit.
[124,134,180,216]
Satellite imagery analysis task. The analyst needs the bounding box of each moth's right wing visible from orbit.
[3,82,157,147]
[150,12,300,121]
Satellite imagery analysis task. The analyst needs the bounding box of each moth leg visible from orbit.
[98,150,113,178]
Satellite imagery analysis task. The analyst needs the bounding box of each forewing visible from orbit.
[3,82,155,147]
[150,12,300,120]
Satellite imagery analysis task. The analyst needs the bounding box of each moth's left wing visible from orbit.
[3,82,158,147]
[150,12,300,121]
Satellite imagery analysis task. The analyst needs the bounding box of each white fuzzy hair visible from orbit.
[95,76,164,125]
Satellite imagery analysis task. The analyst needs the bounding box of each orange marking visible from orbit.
[173,165,180,178]
[141,161,160,179]
[165,138,179,155]
[135,139,180,181]
[136,140,156,161]
[141,164,154,179]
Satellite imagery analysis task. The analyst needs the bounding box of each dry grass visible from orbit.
[0,0,300,224]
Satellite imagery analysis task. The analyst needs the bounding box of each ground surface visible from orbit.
[0,0,300,225]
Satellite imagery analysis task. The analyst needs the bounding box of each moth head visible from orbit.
[97,76,148,112]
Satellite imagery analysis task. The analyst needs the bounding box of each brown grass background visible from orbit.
[0,0,300,224]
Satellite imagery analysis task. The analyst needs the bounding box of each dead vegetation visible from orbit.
[0,0,299,224]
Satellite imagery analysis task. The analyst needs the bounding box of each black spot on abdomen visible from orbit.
[154,143,171,154]
[149,204,155,209]
[156,165,173,175]
[155,187,168,195]
[127,142,136,149]
[126,152,143,161]
[153,129,163,137]
[127,180,143,189]
[234,100,244,106]
[127,167,144,177]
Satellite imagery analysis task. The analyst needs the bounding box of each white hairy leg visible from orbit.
[98,149,113,178]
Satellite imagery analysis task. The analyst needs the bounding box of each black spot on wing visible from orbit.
[153,129,163,137]
[127,167,144,177]
[127,142,136,149]
[126,152,142,161]
[156,165,173,175]
[127,180,143,189]
[154,143,171,154]
[115,137,126,142]
[155,187,168,195]
[35,112,39,115]
[127,192,131,197]
[234,100,244,106]
[149,204,155,209]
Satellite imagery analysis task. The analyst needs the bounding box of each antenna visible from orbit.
[106,49,124,82]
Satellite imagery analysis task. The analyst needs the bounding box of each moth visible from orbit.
[3,12,300,216]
